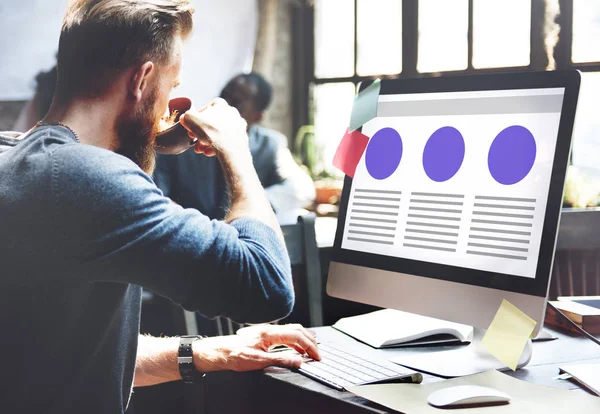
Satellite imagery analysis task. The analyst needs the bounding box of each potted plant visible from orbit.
[294,125,343,206]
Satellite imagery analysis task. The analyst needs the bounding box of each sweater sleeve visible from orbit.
[50,145,293,323]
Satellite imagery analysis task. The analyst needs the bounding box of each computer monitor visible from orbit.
[327,71,580,339]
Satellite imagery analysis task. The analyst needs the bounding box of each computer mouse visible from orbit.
[427,385,511,408]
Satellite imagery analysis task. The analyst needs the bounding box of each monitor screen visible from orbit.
[331,71,580,302]
[342,87,564,279]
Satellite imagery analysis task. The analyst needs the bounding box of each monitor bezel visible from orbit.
[332,70,581,298]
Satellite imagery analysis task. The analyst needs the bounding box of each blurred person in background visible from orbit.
[154,72,315,221]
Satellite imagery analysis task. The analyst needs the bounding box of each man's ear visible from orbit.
[255,111,265,123]
[129,61,154,102]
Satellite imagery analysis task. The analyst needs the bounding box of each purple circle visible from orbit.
[365,128,403,180]
[488,125,536,185]
[422,126,465,182]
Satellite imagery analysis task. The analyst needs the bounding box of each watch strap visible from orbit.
[178,335,205,384]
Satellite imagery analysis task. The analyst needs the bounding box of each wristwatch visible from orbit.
[178,335,206,384]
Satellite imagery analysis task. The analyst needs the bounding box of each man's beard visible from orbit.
[116,90,159,175]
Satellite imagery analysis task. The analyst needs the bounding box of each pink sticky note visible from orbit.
[332,129,370,178]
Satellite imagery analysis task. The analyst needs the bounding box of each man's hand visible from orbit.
[193,324,320,373]
[179,97,248,158]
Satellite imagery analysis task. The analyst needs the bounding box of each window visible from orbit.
[418,0,468,73]
[572,0,600,63]
[312,0,403,176]
[311,83,356,174]
[304,0,600,178]
[357,0,403,76]
[314,0,354,79]
[472,0,531,69]
[568,1,600,170]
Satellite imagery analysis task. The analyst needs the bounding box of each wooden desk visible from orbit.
[197,326,600,414]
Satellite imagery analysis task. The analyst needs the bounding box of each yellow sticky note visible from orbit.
[480,299,537,371]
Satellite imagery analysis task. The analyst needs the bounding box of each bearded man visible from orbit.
[0,1,318,413]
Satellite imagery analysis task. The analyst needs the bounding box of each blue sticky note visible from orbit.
[349,79,381,132]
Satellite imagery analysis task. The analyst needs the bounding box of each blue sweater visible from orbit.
[0,126,293,413]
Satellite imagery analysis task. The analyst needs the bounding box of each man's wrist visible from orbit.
[219,151,263,195]
[218,148,254,176]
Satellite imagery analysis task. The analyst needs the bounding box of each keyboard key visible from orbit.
[320,361,374,382]
[302,363,345,381]
[297,341,419,390]
[308,361,363,384]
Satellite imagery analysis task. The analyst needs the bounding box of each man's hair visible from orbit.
[56,0,194,101]
[221,72,273,113]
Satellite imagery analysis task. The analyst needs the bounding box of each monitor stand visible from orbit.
[390,328,533,378]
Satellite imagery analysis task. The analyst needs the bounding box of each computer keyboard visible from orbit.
[297,342,423,391]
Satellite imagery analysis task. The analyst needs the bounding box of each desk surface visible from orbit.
[201,326,600,414]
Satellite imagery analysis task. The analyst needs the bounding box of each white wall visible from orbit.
[0,1,67,100]
[179,0,257,105]
[0,0,257,104]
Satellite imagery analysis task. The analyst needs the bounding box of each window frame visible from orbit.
[293,0,600,135]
